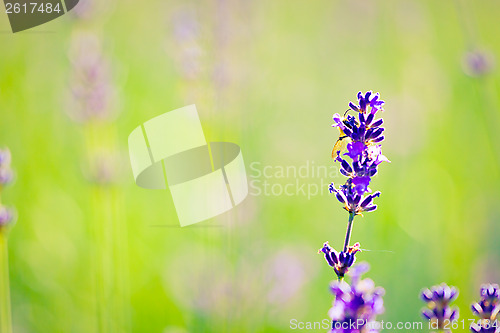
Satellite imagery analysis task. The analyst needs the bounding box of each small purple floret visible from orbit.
[319,242,361,279]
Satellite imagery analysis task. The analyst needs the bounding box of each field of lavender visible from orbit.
[0,0,499,332]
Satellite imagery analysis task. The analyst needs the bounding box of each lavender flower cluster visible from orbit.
[330,91,389,212]
[0,148,14,230]
[319,241,360,280]
[67,33,116,123]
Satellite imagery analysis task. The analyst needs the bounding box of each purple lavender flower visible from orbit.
[0,206,14,228]
[348,91,385,114]
[0,149,11,165]
[328,263,385,333]
[462,50,495,77]
[0,148,13,186]
[421,283,460,330]
[322,91,388,281]
[329,181,381,215]
[319,242,361,279]
[71,0,96,20]
[0,148,15,230]
[82,150,122,185]
[171,6,203,82]
[330,91,388,199]
[0,167,13,186]
[320,91,388,329]
[67,33,117,123]
[471,284,500,333]
[265,249,310,305]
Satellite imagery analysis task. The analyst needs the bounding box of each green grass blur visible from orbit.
[1,0,500,332]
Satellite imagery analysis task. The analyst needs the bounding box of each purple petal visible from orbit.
[422,309,434,320]
[364,91,372,101]
[365,113,374,126]
[360,196,373,208]
[359,112,365,124]
[359,98,366,112]
[332,113,345,129]
[341,159,353,174]
[349,102,359,112]
[336,192,346,204]
[421,289,433,302]
[368,128,384,139]
[363,205,377,212]
[370,118,383,127]
[345,142,365,160]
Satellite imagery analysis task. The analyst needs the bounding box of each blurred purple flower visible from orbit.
[328,263,385,333]
[421,283,459,330]
[0,148,13,186]
[71,0,95,20]
[265,250,308,305]
[82,150,123,185]
[170,7,203,81]
[67,33,117,123]
[0,149,11,165]
[463,50,495,77]
[0,206,14,228]
[471,284,500,333]
[0,147,15,230]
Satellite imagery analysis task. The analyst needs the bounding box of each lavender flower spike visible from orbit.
[471,283,500,333]
[321,91,389,280]
[67,33,117,123]
[0,207,14,229]
[421,283,459,330]
[330,91,388,200]
[329,263,385,333]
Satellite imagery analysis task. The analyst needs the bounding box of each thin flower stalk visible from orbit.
[0,148,15,333]
[67,33,129,332]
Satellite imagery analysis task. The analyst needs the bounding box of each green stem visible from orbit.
[343,212,355,253]
[0,231,13,333]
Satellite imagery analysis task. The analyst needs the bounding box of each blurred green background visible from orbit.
[1,0,499,332]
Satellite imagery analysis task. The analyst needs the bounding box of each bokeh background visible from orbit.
[1,0,499,332]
